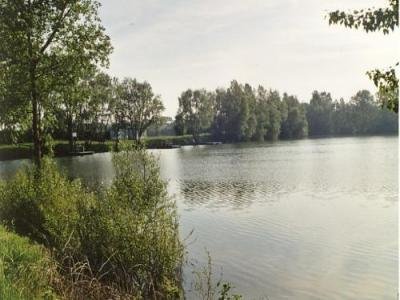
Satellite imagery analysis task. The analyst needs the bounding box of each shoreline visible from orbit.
[0,133,397,162]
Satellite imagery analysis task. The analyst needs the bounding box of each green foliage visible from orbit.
[191,81,307,142]
[53,71,115,148]
[328,0,398,34]
[308,90,398,136]
[78,142,184,297]
[0,0,113,164]
[0,225,57,300]
[176,81,397,141]
[193,251,242,300]
[0,145,184,298]
[114,78,165,141]
[176,89,215,143]
[306,91,334,136]
[280,94,308,139]
[327,0,399,113]
[217,283,242,300]
[212,82,246,141]
[367,65,399,113]
[147,116,176,137]
[0,158,93,253]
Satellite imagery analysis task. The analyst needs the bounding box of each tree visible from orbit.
[211,81,253,142]
[253,86,270,141]
[243,84,257,141]
[332,98,354,135]
[0,65,31,144]
[350,90,379,134]
[55,71,115,149]
[115,78,164,141]
[267,90,283,140]
[253,87,283,141]
[306,91,334,136]
[175,89,215,143]
[0,0,112,165]
[147,116,175,137]
[280,93,308,139]
[81,72,114,143]
[328,0,399,112]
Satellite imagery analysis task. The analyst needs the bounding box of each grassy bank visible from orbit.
[0,226,57,300]
[0,134,212,161]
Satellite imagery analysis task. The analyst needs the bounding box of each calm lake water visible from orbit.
[0,136,398,299]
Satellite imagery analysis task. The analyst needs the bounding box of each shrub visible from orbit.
[0,158,93,255]
[0,144,184,298]
[78,143,184,298]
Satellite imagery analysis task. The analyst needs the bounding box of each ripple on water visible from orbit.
[0,137,398,299]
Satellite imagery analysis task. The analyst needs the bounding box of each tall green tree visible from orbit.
[267,90,283,140]
[332,98,354,135]
[212,81,253,142]
[253,88,283,141]
[328,0,399,112]
[253,86,271,141]
[0,0,112,165]
[306,91,334,136]
[280,93,308,139]
[115,78,164,141]
[175,89,215,143]
[350,90,379,134]
[81,72,114,143]
[55,71,114,149]
[0,65,31,144]
[243,84,257,141]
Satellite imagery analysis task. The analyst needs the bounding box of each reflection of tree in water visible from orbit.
[179,180,283,210]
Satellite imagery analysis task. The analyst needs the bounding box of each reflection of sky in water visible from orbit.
[0,136,398,299]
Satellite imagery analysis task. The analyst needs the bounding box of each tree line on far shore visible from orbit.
[175,81,398,143]
[1,74,398,147]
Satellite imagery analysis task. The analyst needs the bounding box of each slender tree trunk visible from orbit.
[30,63,42,167]
[135,129,140,142]
[137,127,142,142]
[67,114,73,152]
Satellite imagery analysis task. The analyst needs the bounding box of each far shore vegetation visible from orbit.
[0,83,397,162]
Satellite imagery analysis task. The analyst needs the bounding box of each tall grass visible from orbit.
[192,251,242,300]
[0,226,57,299]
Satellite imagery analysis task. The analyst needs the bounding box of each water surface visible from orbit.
[0,136,397,299]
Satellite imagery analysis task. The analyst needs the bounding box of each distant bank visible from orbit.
[0,135,212,161]
[0,133,397,162]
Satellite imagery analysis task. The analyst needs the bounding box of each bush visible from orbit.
[0,144,184,298]
[78,143,184,298]
[0,225,57,299]
[0,158,93,255]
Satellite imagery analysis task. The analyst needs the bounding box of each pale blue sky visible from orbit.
[99,0,398,116]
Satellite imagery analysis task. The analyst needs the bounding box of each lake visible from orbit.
[0,136,397,299]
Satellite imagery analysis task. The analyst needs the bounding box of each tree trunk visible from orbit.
[136,129,141,142]
[30,64,41,167]
[67,114,73,152]
[192,132,199,145]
